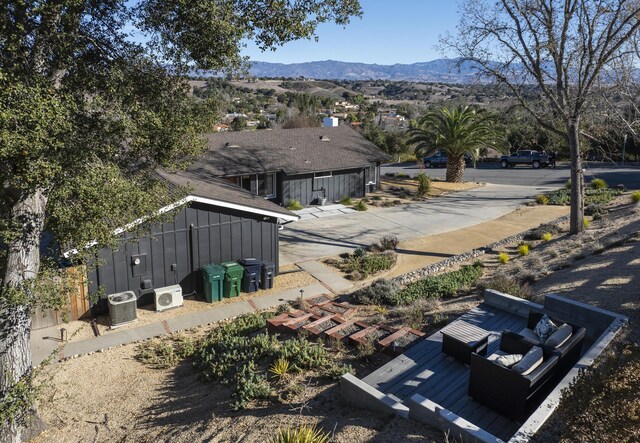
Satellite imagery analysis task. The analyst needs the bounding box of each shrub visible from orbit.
[526,223,562,240]
[354,200,367,211]
[341,251,395,279]
[585,203,605,217]
[583,217,590,228]
[590,178,608,189]
[479,274,533,300]
[371,195,382,201]
[631,191,640,203]
[416,172,431,197]
[564,179,572,190]
[554,343,640,442]
[518,244,530,256]
[391,263,484,306]
[351,279,400,305]
[542,232,553,241]
[546,189,570,205]
[535,194,549,205]
[326,363,354,380]
[498,252,510,264]
[286,200,303,210]
[135,340,180,369]
[233,361,272,410]
[339,195,352,205]
[378,235,399,251]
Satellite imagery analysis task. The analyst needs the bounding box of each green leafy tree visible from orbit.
[409,106,502,182]
[0,1,362,441]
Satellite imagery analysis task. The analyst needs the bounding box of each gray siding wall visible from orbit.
[88,202,278,306]
[281,168,366,205]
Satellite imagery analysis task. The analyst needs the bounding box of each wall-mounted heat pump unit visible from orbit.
[154,285,183,312]
[107,291,138,328]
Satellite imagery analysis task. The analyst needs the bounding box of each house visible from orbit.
[174,126,390,207]
[86,177,298,311]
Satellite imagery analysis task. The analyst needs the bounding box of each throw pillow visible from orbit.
[534,314,558,342]
[545,323,573,348]
[512,346,543,375]
[519,327,542,344]
[496,354,523,368]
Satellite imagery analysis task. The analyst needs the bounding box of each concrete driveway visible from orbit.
[279,183,555,264]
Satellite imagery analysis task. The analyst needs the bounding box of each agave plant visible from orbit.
[270,423,330,443]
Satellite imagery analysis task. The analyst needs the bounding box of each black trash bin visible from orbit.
[261,261,275,290]
[238,258,262,293]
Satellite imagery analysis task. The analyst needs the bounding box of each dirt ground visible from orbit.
[31,197,639,443]
[387,205,569,277]
[62,264,317,343]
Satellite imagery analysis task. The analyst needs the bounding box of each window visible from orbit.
[227,174,275,198]
[257,173,275,198]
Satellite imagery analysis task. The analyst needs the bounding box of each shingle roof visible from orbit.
[156,170,297,220]
[187,125,390,177]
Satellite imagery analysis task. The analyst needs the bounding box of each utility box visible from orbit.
[238,258,262,293]
[261,261,275,290]
[221,261,243,298]
[202,264,225,303]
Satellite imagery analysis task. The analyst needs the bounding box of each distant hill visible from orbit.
[247,59,486,83]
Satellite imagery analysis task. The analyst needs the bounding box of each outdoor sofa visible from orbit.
[468,313,586,422]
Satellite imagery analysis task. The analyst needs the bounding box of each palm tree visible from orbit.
[409,106,501,182]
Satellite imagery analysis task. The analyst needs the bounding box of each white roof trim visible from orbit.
[187,195,299,222]
[63,194,297,257]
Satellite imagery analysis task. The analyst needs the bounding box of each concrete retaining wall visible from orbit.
[543,293,626,340]
[483,289,543,318]
[340,373,409,417]
[408,395,504,443]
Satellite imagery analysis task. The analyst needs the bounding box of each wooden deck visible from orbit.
[361,303,527,441]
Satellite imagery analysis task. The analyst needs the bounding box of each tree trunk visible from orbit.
[446,155,466,182]
[567,121,585,235]
[1,189,47,443]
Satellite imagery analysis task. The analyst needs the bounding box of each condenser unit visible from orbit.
[107,291,138,328]
[154,284,183,312]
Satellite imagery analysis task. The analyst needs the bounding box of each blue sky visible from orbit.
[241,1,459,65]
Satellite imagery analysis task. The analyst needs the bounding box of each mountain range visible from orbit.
[246,59,485,83]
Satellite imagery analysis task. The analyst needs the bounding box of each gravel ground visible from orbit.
[31,197,639,443]
[62,264,316,343]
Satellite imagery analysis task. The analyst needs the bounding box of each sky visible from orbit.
[241,1,460,65]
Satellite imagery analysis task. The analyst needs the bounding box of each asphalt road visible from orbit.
[382,162,640,189]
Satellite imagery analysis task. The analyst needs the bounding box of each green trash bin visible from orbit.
[202,264,224,303]
[221,261,244,298]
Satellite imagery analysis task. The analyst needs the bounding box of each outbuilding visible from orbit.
[183,126,390,206]
[87,177,298,308]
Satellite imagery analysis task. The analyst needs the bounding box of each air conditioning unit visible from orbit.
[107,291,138,328]
[154,284,183,312]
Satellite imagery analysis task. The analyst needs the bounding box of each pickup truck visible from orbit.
[500,150,550,169]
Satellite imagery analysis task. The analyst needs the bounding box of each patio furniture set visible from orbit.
[441,310,586,422]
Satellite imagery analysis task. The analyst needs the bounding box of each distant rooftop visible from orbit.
[183,126,390,177]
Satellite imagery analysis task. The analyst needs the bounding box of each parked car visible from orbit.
[423,151,472,168]
[500,150,550,169]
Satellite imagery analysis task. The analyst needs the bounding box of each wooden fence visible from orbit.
[31,266,92,330]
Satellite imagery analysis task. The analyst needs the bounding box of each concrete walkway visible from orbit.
[279,183,555,264]
[293,203,358,220]
[31,282,328,366]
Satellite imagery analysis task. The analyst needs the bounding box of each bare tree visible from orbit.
[444,0,640,234]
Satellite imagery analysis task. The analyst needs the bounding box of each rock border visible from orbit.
[391,215,570,286]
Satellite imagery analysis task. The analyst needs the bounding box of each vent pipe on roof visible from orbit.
[319,135,330,142]
[225,142,240,148]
